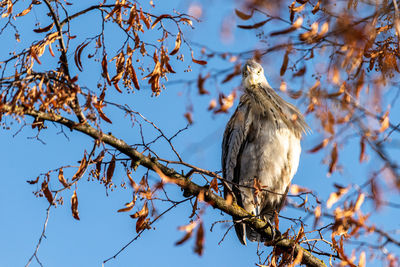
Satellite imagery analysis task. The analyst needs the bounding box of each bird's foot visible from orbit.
[263,219,281,241]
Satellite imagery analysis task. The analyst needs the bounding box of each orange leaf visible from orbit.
[327,143,338,176]
[327,185,349,208]
[151,14,171,29]
[222,63,241,83]
[140,9,150,29]
[101,54,111,85]
[117,196,137,212]
[130,202,149,218]
[72,153,88,181]
[189,198,198,219]
[191,51,207,65]
[308,138,329,153]
[210,178,218,193]
[129,64,140,90]
[234,9,254,20]
[170,32,182,55]
[71,190,80,220]
[359,136,366,163]
[27,176,39,184]
[312,0,321,14]
[33,23,54,33]
[194,222,204,256]
[106,155,116,185]
[358,251,366,267]
[270,17,303,36]
[313,205,321,228]
[42,180,54,205]
[58,168,69,188]
[184,112,193,124]
[238,19,269,29]
[354,193,365,211]
[97,107,112,124]
[175,231,193,245]
[280,49,289,76]
[197,73,210,95]
[207,99,217,111]
[16,4,33,17]
[290,184,309,194]
[379,111,389,132]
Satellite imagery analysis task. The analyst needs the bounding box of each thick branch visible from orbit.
[1,104,326,267]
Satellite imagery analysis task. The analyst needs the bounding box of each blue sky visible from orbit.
[1,0,400,266]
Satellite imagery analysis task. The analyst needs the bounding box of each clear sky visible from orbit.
[1,1,400,267]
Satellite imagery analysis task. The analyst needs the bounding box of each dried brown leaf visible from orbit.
[312,0,321,14]
[191,51,207,65]
[358,251,366,267]
[151,14,171,29]
[175,231,193,245]
[97,106,112,124]
[189,197,198,218]
[194,222,204,256]
[42,180,54,205]
[359,136,366,163]
[16,4,33,17]
[117,197,137,212]
[101,54,111,85]
[197,73,210,95]
[33,23,54,33]
[27,176,39,184]
[106,155,116,185]
[280,49,289,76]
[308,138,329,153]
[270,17,303,36]
[379,111,390,132]
[313,205,321,228]
[210,178,219,193]
[237,19,269,29]
[170,32,182,56]
[130,202,149,219]
[129,64,140,90]
[184,112,193,124]
[140,9,150,29]
[354,193,365,211]
[290,184,309,194]
[72,154,88,181]
[328,143,338,176]
[234,9,254,20]
[71,190,80,220]
[58,168,69,188]
[222,64,241,83]
[327,185,349,208]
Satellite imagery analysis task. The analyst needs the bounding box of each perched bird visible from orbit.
[222,59,309,245]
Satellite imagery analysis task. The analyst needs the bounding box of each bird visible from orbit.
[221,59,309,245]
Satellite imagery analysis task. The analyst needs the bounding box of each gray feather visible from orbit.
[222,59,309,244]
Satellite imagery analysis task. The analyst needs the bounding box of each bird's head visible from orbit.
[242,59,267,88]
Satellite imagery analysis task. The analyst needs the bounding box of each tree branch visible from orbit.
[0,104,326,267]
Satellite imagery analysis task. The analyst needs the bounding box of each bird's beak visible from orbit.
[246,65,251,73]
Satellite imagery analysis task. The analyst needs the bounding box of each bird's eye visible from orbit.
[257,70,261,75]
[243,72,248,77]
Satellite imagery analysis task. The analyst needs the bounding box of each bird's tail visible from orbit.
[233,219,247,245]
[246,226,267,243]
[234,220,268,245]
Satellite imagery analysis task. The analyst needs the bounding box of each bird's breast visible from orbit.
[239,118,301,197]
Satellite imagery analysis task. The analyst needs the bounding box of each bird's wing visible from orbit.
[222,97,252,190]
